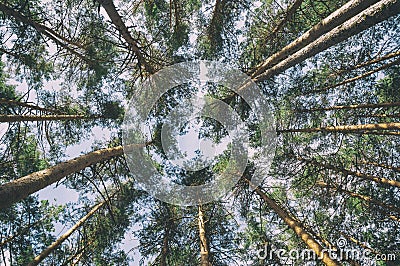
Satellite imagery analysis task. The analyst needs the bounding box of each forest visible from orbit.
[0,0,399,265]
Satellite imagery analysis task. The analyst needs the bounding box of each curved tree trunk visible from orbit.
[0,141,151,209]
[28,200,107,266]
[254,0,400,81]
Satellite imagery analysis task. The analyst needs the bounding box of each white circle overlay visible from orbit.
[122,61,277,206]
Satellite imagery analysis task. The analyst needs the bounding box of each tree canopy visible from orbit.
[0,0,399,265]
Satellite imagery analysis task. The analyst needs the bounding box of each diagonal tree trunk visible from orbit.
[358,113,400,118]
[244,178,342,266]
[0,114,101,122]
[0,98,63,114]
[358,160,400,172]
[0,2,93,65]
[27,200,108,266]
[307,56,400,95]
[0,143,147,209]
[277,122,400,133]
[295,101,400,113]
[301,158,400,188]
[316,181,400,215]
[0,217,48,247]
[262,0,305,44]
[198,205,212,266]
[328,49,400,77]
[95,0,154,74]
[254,0,400,81]
[339,232,380,255]
[250,0,382,77]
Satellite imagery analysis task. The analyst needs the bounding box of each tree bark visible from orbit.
[295,101,400,113]
[0,142,150,209]
[95,0,154,74]
[160,226,169,266]
[250,0,382,77]
[0,146,122,209]
[28,200,107,266]
[253,0,400,81]
[278,122,400,133]
[244,179,342,266]
[0,114,100,122]
[198,205,211,266]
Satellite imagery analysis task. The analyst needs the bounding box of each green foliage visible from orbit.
[0,0,399,265]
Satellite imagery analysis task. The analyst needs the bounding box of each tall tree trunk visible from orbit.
[253,0,400,81]
[0,142,150,209]
[0,98,63,114]
[295,101,400,113]
[278,122,400,133]
[301,158,400,188]
[95,0,154,74]
[250,0,382,77]
[0,147,123,209]
[244,179,342,266]
[198,205,211,266]
[28,200,107,266]
[0,114,100,122]
[160,226,170,266]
